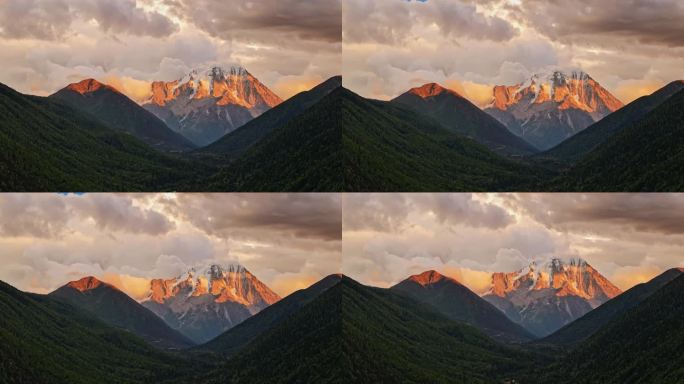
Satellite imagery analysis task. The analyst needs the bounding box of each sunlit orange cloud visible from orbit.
[101,273,151,301]
[269,274,321,297]
[102,75,153,104]
[440,266,492,294]
[271,76,325,100]
[444,79,493,107]
[609,265,663,291]
[613,80,665,104]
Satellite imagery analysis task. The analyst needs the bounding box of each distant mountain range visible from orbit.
[341,75,684,192]
[2,266,683,383]
[2,69,684,192]
[0,73,341,192]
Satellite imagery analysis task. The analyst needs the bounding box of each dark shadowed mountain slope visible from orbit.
[536,273,684,383]
[342,88,546,192]
[181,276,345,384]
[391,270,534,343]
[340,277,533,384]
[0,280,190,384]
[49,276,195,350]
[551,88,684,191]
[200,76,341,158]
[393,83,537,156]
[199,274,343,356]
[50,79,195,152]
[0,82,197,191]
[542,80,684,163]
[206,87,342,191]
[185,276,534,384]
[541,268,684,346]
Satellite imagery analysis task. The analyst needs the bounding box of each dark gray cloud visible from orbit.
[343,0,517,45]
[0,194,174,238]
[0,194,68,238]
[342,193,684,291]
[506,194,684,235]
[343,194,514,232]
[0,0,179,40]
[166,0,341,45]
[70,194,174,236]
[0,193,342,298]
[514,0,684,48]
[169,194,342,241]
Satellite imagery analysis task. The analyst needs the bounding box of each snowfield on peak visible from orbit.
[485,70,623,150]
[143,66,282,146]
[141,263,280,344]
[483,258,622,337]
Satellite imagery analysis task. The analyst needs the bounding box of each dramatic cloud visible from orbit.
[166,0,341,44]
[0,0,340,101]
[0,0,179,40]
[167,194,341,241]
[344,0,684,104]
[343,193,684,293]
[514,0,684,48]
[343,0,517,45]
[343,194,513,232]
[0,194,341,298]
[0,194,173,238]
[504,194,684,235]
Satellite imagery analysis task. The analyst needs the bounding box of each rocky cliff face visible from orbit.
[142,264,280,343]
[144,66,282,146]
[484,258,622,337]
[485,71,623,150]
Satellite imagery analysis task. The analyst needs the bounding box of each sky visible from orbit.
[3,193,683,300]
[343,193,684,294]
[0,0,341,102]
[0,193,341,299]
[343,0,684,105]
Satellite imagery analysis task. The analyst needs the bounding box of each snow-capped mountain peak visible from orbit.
[144,65,283,146]
[487,257,621,305]
[484,69,624,150]
[483,257,622,336]
[489,70,622,115]
[147,263,280,308]
[142,263,281,343]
